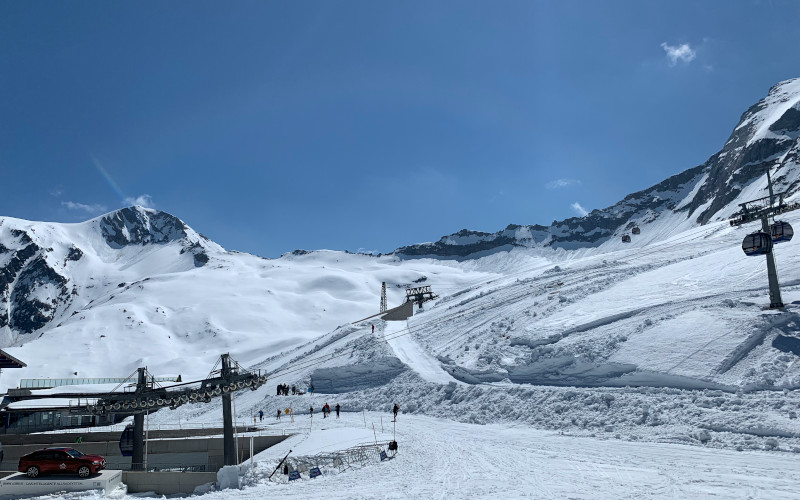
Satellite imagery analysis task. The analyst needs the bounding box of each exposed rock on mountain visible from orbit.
[98,206,189,248]
[0,206,216,338]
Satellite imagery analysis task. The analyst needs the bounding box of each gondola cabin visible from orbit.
[742,231,773,256]
[631,226,641,235]
[770,220,794,243]
[119,424,134,456]
[621,234,631,243]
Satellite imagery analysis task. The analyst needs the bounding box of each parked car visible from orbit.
[18,447,106,478]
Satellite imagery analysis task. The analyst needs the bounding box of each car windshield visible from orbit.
[66,449,84,458]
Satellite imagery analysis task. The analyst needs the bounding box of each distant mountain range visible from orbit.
[1,77,799,387]
[395,78,800,259]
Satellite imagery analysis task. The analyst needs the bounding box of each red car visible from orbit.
[18,447,106,478]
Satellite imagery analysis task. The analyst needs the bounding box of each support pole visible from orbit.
[762,215,784,308]
[132,367,146,470]
[221,354,237,466]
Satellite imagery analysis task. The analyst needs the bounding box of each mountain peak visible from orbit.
[95,206,189,249]
[727,78,800,149]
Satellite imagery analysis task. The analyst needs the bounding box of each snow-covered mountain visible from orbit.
[4,78,800,463]
[0,206,492,386]
[396,78,800,259]
[0,207,214,339]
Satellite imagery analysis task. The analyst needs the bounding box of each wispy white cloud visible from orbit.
[124,194,155,208]
[62,201,108,214]
[571,202,589,217]
[546,178,581,190]
[50,188,63,197]
[660,42,696,67]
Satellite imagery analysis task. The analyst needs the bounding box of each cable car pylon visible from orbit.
[93,353,268,470]
[730,160,800,308]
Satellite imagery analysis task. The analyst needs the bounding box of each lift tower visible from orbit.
[93,354,267,470]
[220,354,236,466]
[131,368,147,469]
[729,165,800,308]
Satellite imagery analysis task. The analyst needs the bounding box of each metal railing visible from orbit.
[34,422,290,438]
[19,376,180,389]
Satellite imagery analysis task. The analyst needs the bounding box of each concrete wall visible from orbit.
[381,301,413,321]
[123,471,218,495]
[0,434,289,472]
[0,426,248,445]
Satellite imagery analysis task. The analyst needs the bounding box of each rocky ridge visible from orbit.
[395,78,800,259]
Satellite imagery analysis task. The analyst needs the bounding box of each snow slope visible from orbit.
[0,220,497,389]
[37,412,800,499]
[383,321,462,385]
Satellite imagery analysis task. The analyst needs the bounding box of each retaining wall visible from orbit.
[123,471,218,495]
[381,301,413,321]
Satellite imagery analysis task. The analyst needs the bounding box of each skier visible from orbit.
[309,405,314,418]
[276,408,281,421]
[372,324,375,333]
[323,402,330,418]
[258,409,264,422]
[276,384,282,396]
[335,403,340,418]
[393,403,399,420]
[291,385,297,395]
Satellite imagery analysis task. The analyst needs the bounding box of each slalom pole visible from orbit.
[372,423,379,451]
[362,408,366,428]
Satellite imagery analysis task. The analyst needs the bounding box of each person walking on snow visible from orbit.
[335,403,340,418]
[372,324,375,333]
[276,408,281,421]
[393,403,400,420]
[258,410,264,422]
[309,405,314,418]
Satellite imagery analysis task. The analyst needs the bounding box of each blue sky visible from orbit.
[1,1,799,257]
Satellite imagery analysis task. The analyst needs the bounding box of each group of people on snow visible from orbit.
[262,401,398,423]
[276,384,296,396]
[309,402,340,418]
